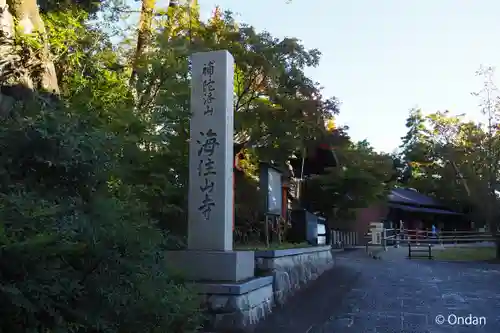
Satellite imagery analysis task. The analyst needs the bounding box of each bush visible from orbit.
[0,103,203,332]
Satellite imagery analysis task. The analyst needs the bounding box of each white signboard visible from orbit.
[267,167,282,215]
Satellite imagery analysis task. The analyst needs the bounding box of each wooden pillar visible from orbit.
[233,169,235,231]
[281,182,288,219]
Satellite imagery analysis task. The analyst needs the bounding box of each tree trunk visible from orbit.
[0,0,16,112]
[129,0,157,88]
[0,0,58,113]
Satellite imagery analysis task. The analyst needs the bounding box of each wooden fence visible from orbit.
[368,229,496,244]
[330,230,360,249]
[397,229,496,245]
[330,227,498,258]
[365,228,497,258]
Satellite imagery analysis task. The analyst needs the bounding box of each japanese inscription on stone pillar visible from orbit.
[188,51,234,251]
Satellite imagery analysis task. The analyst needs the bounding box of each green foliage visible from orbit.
[125,6,343,232]
[304,139,395,220]
[398,106,500,228]
[151,8,338,165]
[38,0,114,16]
[0,103,202,332]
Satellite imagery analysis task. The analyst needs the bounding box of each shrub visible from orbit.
[0,102,203,332]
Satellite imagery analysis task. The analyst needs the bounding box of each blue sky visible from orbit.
[194,0,500,153]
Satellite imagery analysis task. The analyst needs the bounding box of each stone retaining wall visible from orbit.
[201,276,274,332]
[255,246,334,306]
[200,246,335,332]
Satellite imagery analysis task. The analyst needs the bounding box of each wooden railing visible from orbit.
[397,229,496,245]
[364,228,497,256]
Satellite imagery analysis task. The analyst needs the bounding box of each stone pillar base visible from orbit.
[165,250,255,282]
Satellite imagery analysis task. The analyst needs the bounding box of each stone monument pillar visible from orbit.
[188,50,234,251]
[166,50,254,282]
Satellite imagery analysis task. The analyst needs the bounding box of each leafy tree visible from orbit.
[123,6,342,234]
[0,103,203,332]
[303,136,396,223]
[0,2,203,332]
[398,97,500,257]
[399,108,433,178]
[400,110,476,205]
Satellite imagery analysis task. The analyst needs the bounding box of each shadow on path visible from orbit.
[254,251,362,333]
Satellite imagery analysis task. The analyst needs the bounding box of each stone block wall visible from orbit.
[255,246,334,306]
[201,276,274,332]
[199,246,335,332]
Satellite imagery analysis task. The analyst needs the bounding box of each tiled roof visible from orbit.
[388,188,441,207]
[388,203,461,215]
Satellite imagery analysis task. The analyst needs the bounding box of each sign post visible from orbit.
[259,162,283,246]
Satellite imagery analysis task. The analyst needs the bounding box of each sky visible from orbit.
[192,0,500,153]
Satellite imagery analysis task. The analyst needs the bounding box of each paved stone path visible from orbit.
[256,249,500,333]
